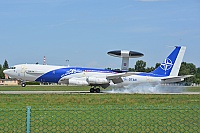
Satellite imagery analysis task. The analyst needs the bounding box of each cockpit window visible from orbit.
[9,67,16,69]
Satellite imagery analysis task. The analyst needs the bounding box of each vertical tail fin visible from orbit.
[150,46,186,76]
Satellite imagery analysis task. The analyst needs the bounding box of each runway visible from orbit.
[0,91,200,95]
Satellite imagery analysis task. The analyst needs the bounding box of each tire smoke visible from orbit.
[106,83,186,94]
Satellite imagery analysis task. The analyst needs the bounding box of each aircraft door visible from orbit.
[20,65,26,77]
[83,70,87,77]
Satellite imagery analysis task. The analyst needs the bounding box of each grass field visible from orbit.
[0,85,199,132]
[0,93,200,108]
[0,85,91,91]
[0,85,200,107]
[0,85,200,92]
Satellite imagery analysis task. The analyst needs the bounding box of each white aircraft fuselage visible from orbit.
[3,46,192,92]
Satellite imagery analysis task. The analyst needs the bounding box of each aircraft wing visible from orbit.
[106,72,139,84]
[161,75,193,83]
[59,72,140,89]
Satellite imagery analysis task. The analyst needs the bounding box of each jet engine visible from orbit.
[68,79,89,86]
[86,77,110,84]
[59,78,89,86]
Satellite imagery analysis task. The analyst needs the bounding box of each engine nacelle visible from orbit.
[59,78,89,86]
[86,77,109,84]
[69,79,89,86]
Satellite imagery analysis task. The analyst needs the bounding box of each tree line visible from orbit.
[0,60,200,84]
[0,60,9,79]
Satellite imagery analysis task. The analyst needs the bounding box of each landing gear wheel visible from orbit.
[96,88,100,93]
[90,88,95,93]
[21,82,26,87]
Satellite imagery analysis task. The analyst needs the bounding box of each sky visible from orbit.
[0,0,200,69]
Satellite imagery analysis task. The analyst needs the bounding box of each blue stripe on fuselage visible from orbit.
[35,67,115,83]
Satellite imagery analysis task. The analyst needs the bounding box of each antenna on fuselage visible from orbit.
[43,56,46,65]
[107,50,144,71]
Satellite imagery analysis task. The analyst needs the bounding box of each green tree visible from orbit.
[0,60,9,79]
[128,68,135,72]
[105,67,112,70]
[179,62,196,75]
[179,62,196,83]
[155,63,161,69]
[194,67,200,84]
[135,60,146,72]
[3,60,9,69]
[145,67,155,72]
[0,64,3,79]
[196,67,200,78]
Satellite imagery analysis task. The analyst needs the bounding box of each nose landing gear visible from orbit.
[21,82,26,87]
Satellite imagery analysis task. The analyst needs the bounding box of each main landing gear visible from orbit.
[90,87,101,93]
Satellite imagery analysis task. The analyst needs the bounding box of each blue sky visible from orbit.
[0,0,200,69]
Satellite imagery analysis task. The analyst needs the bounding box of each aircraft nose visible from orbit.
[3,69,13,75]
[3,69,9,74]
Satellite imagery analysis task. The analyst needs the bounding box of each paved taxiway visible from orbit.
[0,91,200,94]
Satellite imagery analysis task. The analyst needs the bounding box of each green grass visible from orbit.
[0,85,200,92]
[0,85,90,91]
[0,93,199,108]
[0,85,199,108]
[0,86,200,132]
[186,86,200,92]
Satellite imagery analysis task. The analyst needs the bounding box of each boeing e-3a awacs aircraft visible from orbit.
[3,46,192,93]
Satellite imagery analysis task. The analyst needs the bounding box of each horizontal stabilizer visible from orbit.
[161,75,193,83]
[106,72,139,79]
